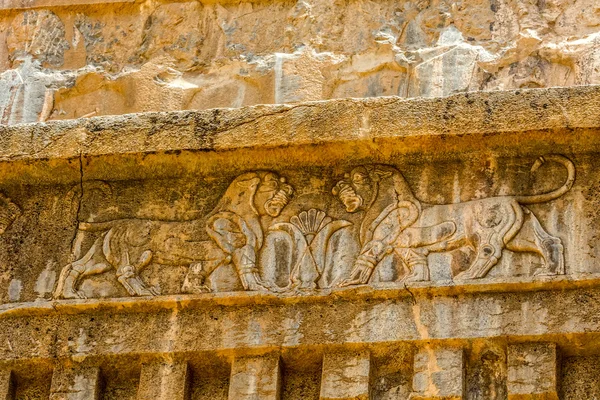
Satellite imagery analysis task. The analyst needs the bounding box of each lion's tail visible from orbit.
[515,155,575,205]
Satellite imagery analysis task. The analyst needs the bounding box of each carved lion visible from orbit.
[333,156,574,286]
[53,171,293,299]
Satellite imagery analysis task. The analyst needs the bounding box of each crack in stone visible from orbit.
[204,103,324,136]
[404,282,417,305]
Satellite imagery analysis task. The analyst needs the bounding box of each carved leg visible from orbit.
[57,264,83,299]
[54,239,109,299]
[397,249,430,283]
[340,240,391,287]
[135,250,153,274]
[507,212,565,275]
[181,258,229,294]
[230,245,272,291]
[538,237,565,275]
[455,237,503,280]
[56,261,112,299]
[239,268,272,291]
[116,251,159,296]
[116,265,157,296]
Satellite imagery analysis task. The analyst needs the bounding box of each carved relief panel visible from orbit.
[0,153,588,303]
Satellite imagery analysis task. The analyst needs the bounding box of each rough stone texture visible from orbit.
[137,360,189,400]
[561,356,600,400]
[320,350,370,400]
[412,346,464,399]
[49,365,100,400]
[465,342,507,400]
[229,354,281,400]
[507,343,559,400]
[0,0,599,124]
[0,369,13,400]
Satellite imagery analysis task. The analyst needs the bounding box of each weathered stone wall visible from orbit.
[1,0,600,396]
[0,0,599,124]
[0,87,598,398]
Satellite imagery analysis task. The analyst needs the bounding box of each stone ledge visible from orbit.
[0,282,599,362]
[0,85,599,186]
[2,272,600,318]
[1,85,599,161]
[0,0,134,10]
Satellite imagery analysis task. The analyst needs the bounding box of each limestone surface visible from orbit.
[0,88,595,397]
[0,0,600,124]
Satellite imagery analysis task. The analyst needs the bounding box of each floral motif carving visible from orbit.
[271,209,351,291]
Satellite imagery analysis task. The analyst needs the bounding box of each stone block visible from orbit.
[229,354,281,400]
[137,360,189,400]
[50,365,100,400]
[320,350,370,400]
[507,343,558,400]
[412,346,464,400]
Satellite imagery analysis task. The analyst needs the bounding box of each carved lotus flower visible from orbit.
[271,208,352,291]
[289,209,332,240]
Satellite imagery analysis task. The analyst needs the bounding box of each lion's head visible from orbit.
[215,171,294,218]
[333,165,420,244]
[333,165,406,213]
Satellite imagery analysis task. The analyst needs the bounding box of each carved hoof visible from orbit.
[149,285,162,296]
[338,278,367,287]
[269,284,292,294]
[136,285,160,297]
[136,288,155,297]
[182,284,212,294]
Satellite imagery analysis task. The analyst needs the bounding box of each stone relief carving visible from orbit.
[51,155,575,299]
[270,209,352,291]
[54,171,294,299]
[334,155,574,286]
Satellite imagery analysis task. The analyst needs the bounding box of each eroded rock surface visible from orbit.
[0,0,599,124]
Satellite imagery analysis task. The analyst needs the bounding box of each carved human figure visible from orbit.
[201,171,294,291]
[53,171,293,299]
[333,165,428,285]
[334,156,574,286]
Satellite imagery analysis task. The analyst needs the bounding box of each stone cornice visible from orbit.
[2,85,600,159]
[0,275,600,363]
[0,85,598,186]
